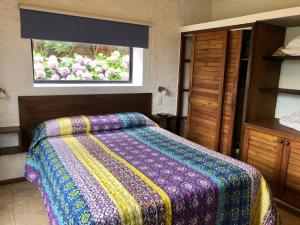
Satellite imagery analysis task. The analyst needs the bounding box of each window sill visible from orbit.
[34,82,142,87]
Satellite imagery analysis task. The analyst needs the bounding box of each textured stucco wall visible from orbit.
[211,0,300,20]
[0,0,212,180]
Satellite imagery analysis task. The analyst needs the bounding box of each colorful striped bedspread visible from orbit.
[25,112,279,225]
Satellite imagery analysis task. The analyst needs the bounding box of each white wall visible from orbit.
[275,27,300,118]
[0,0,212,180]
[211,0,300,20]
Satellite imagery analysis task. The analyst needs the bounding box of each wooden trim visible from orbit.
[0,146,20,156]
[176,35,189,134]
[0,177,26,186]
[214,30,228,151]
[240,23,256,158]
[186,35,196,140]
[241,128,250,161]
[19,93,152,152]
[220,30,243,155]
[277,141,291,196]
[182,23,253,35]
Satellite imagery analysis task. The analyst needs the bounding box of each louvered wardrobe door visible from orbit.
[220,31,243,155]
[279,139,300,208]
[187,30,228,151]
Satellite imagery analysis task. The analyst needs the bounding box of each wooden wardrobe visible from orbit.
[178,21,300,209]
[184,28,250,155]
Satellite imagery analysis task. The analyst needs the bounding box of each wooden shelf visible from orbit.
[0,126,21,156]
[263,55,300,61]
[259,88,300,95]
[240,58,248,61]
[0,146,20,156]
[0,126,20,134]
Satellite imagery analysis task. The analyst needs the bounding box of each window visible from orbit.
[32,39,132,83]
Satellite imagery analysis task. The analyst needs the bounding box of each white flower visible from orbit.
[34,55,43,63]
[83,58,92,65]
[34,63,44,70]
[95,67,103,73]
[66,74,76,80]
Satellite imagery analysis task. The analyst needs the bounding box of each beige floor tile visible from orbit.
[13,197,48,225]
[278,208,300,225]
[2,181,300,225]
[0,184,13,207]
[0,203,15,225]
[12,181,40,204]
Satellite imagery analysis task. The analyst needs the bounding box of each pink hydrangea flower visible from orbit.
[121,62,128,69]
[35,70,46,79]
[50,74,60,80]
[58,67,70,77]
[105,68,115,77]
[120,72,129,80]
[81,72,92,80]
[124,55,130,64]
[89,60,98,69]
[72,63,81,73]
[98,73,105,80]
[48,55,58,70]
[109,55,118,62]
[80,66,87,72]
[75,55,84,65]
[75,70,83,76]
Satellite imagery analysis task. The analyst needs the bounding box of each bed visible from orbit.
[20,94,279,225]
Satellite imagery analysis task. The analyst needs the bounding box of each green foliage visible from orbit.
[41,40,73,57]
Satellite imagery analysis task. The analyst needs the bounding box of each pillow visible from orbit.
[30,112,156,149]
[281,35,300,56]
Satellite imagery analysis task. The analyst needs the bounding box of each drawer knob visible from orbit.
[277,139,284,144]
[284,140,290,146]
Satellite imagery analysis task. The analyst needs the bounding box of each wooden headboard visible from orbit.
[18,93,152,152]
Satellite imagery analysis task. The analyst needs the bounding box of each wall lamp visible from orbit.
[0,88,7,100]
[158,86,167,96]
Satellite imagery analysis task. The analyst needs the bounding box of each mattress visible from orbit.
[25,112,278,225]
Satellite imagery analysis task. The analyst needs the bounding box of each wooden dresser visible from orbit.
[242,119,300,208]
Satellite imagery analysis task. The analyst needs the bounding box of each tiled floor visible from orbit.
[0,181,300,225]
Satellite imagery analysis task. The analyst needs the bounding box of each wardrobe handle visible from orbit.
[277,139,284,144]
[284,140,290,146]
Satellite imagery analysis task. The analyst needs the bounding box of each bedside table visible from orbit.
[0,126,21,156]
[151,114,177,133]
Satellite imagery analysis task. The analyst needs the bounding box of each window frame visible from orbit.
[31,39,133,84]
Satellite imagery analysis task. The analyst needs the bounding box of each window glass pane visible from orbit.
[182,92,189,117]
[183,62,190,89]
[184,36,193,60]
[32,39,131,82]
